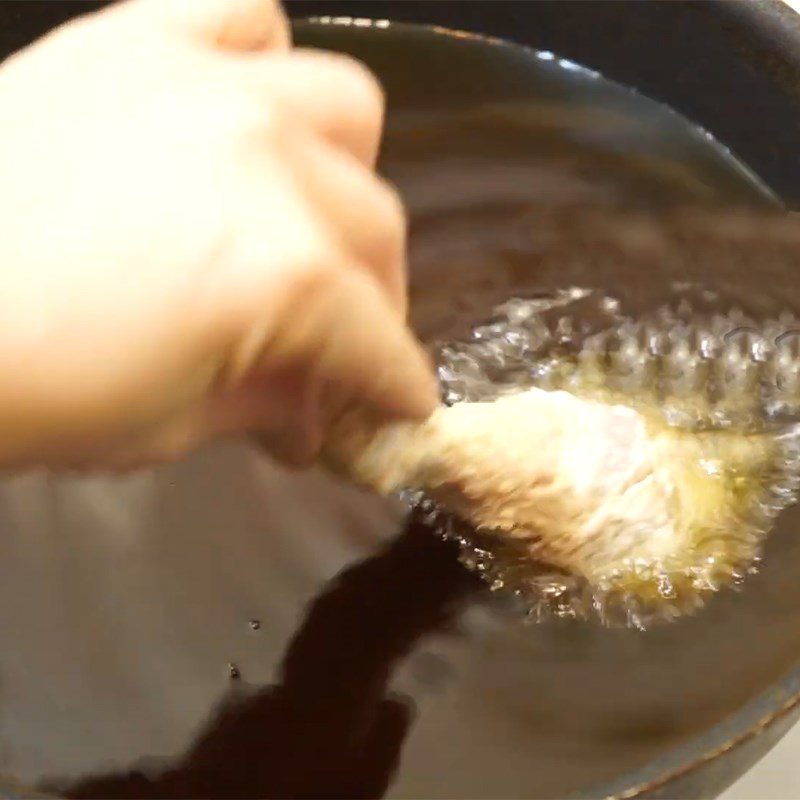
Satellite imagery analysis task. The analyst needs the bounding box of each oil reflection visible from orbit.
[58,515,480,799]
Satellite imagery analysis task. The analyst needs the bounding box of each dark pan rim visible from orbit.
[589,677,800,799]
[293,14,778,206]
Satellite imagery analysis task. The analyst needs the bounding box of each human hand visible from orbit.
[0,0,437,470]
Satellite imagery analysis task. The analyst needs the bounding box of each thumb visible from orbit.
[208,266,439,466]
[264,267,439,424]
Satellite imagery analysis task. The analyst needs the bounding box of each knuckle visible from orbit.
[320,52,385,129]
[379,180,407,233]
[35,12,105,56]
[231,92,291,146]
[263,0,292,48]
[371,179,407,252]
[340,57,385,127]
[255,95,289,135]
[286,246,345,304]
[242,224,344,307]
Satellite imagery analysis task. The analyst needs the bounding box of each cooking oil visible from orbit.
[417,288,800,628]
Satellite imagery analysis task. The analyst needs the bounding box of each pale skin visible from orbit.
[0,0,438,472]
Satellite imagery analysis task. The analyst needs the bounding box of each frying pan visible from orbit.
[2,2,800,798]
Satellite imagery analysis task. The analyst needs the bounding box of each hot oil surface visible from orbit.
[2,20,800,800]
[426,289,800,628]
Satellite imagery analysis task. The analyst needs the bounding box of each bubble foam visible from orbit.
[419,288,800,629]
